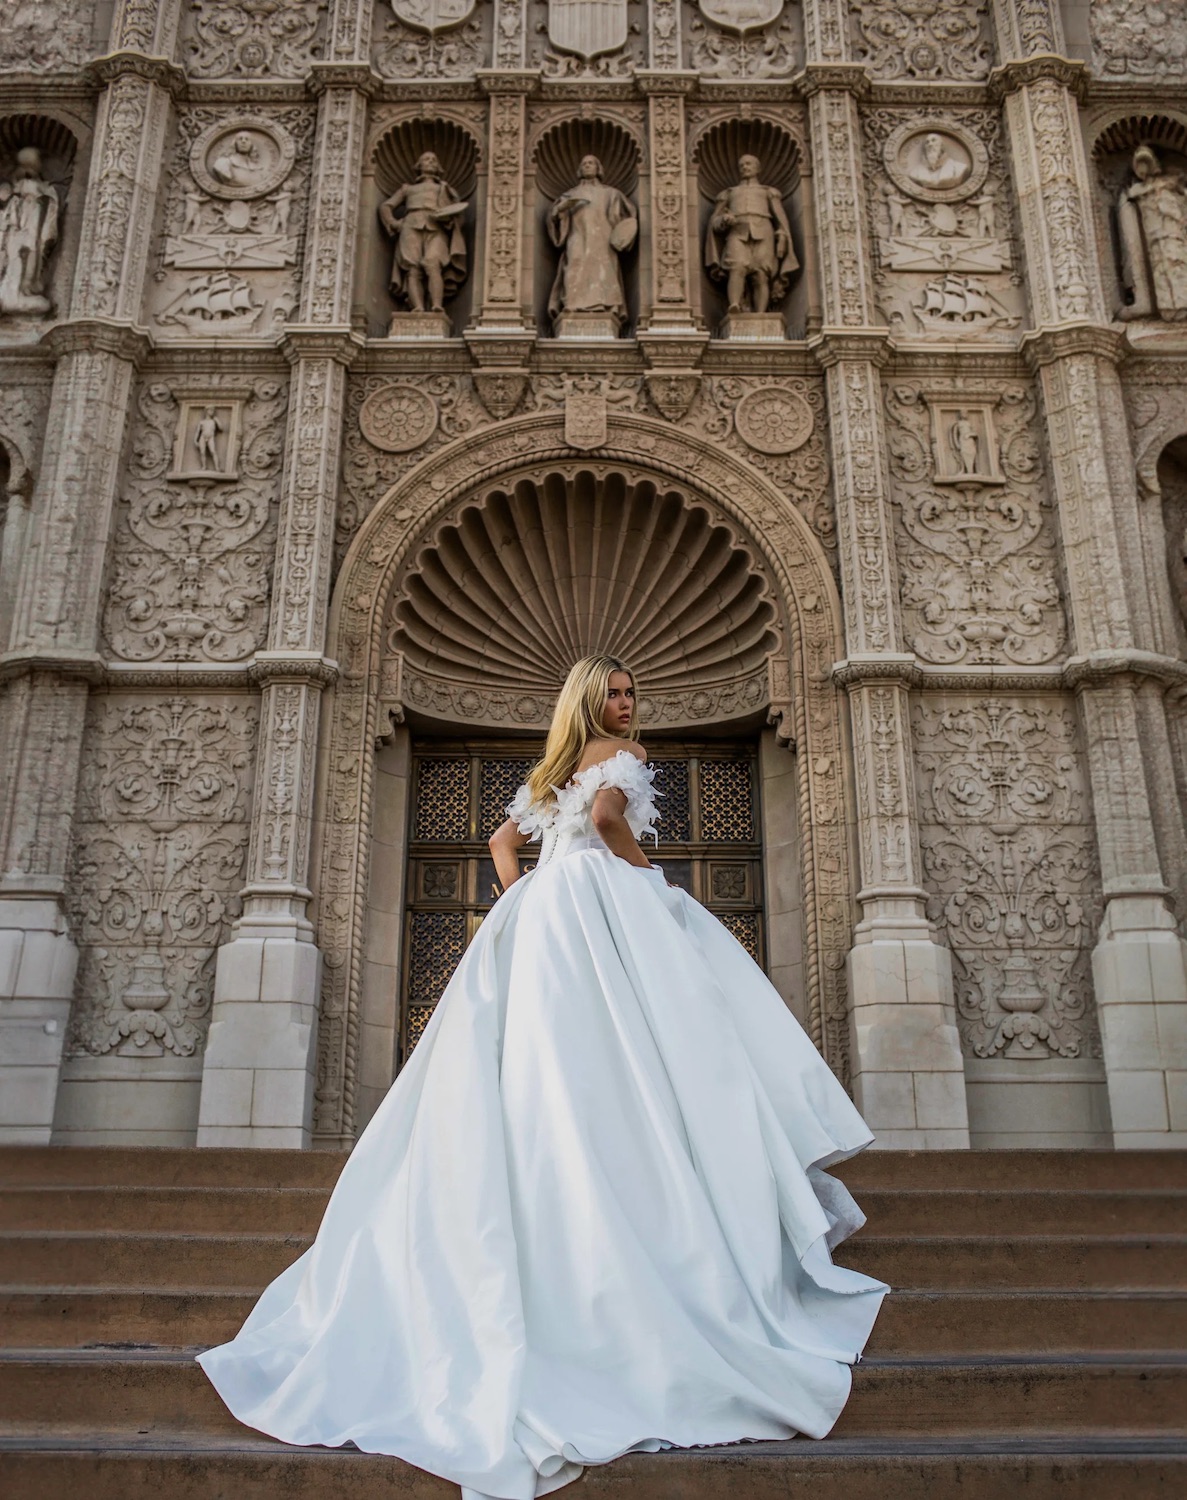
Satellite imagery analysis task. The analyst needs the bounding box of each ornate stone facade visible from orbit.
[1,0,1186,1152]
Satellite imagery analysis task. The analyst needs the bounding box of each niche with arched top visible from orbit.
[692,116,807,339]
[529,116,643,340]
[359,115,482,340]
[0,113,81,339]
[1092,113,1187,324]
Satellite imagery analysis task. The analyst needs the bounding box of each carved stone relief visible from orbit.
[683,0,800,78]
[913,695,1101,1061]
[0,1,96,70]
[181,1,328,79]
[527,0,645,76]
[850,0,991,81]
[1091,0,1187,82]
[372,0,491,80]
[102,377,288,663]
[885,381,1065,665]
[864,109,1024,336]
[149,107,314,337]
[66,694,258,1059]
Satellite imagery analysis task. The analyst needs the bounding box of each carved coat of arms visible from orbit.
[390,0,476,33]
[547,0,628,60]
[696,0,783,32]
[564,382,608,450]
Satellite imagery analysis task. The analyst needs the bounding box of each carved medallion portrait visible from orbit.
[884,122,988,205]
[190,116,297,201]
[359,384,439,453]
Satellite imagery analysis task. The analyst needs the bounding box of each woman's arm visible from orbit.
[489,817,530,892]
[591,787,654,870]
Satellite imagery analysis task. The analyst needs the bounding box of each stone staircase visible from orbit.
[1,1146,1185,1497]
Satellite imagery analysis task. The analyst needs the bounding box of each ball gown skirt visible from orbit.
[196,751,889,1500]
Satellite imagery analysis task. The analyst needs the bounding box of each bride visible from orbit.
[197,654,889,1500]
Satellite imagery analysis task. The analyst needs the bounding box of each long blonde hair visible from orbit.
[526,655,639,805]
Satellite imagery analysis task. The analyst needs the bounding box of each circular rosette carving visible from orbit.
[190,116,296,201]
[386,468,779,724]
[734,388,813,455]
[359,384,439,453]
[883,121,988,204]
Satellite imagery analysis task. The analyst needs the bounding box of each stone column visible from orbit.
[991,4,1187,1145]
[0,2,183,1143]
[196,56,368,1146]
[803,54,968,1146]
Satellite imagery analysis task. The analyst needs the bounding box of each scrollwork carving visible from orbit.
[1091,0,1187,81]
[181,0,328,79]
[851,0,991,81]
[913,695,1101,1061]
[66,694,258,1060]
[372,0,488,77]
[102,378,288,663]
[684,1,799,78]
[0,2,94,70]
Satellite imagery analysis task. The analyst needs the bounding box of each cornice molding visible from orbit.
[41,317,154,365]
[988,55,1088,103]
[83,50,188,97]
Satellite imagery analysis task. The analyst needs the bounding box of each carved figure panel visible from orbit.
[864,109,1024,336]
[913,695,1101,1061]
[102,377,288,663]
[372,0,491,80]
[66,694,258,1059]
[850,0,991,81]
[149,107,315,337]
[683,0,800,77]
[1116,146,1187,323]
[527,0,645,76]
[885,381,1065,665]
[181,1,329,78]
[0,119,77,333]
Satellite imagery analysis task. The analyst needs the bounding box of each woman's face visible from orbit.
[601,671,635,736]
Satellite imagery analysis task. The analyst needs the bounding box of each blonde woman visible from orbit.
[198,655,887,1500]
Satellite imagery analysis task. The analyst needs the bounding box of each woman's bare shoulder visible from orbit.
[575,738,647,773]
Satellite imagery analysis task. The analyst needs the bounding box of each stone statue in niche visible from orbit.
[379,151,468,335]
[1118,145,1187,322]
[547,155,637,338]
[0,147,59,317]
[705,154,797,339]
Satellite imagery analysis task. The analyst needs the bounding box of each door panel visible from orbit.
[399,740,765,1068]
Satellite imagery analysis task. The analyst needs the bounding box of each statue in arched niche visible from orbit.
[1118,145,1187,322]
[0,146,59,317]
[704,154,797,316]
[378,151,468,316]
[547,155,637,337]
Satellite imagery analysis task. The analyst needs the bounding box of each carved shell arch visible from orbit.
[531,116,643,199]
[0,111,79,183]
[691,115,803,202]
[370,115,482,201]
[1090,110,1187,163]
[383,468,780,728]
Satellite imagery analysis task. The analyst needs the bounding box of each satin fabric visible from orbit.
[197,756,888,1500]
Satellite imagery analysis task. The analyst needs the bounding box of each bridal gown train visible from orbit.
[197,750,889,1500]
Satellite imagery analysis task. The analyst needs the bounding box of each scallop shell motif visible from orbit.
[387,470,778,694]
[372,117,480,201]
[532,117,641,201]
[693,117,801,202]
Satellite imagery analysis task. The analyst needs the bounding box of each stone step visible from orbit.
[1,1349,1184,1441]
[3,1147,1185,1193]
[1,1182,1180,1238]
[4,1228,1184,1293]
[3,1436,1186,1500]
[3,1183,1183,1237]
[4,1285,1186,1357]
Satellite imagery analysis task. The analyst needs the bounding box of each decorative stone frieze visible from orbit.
[1090,0,1185,82]
[181,1,329,79]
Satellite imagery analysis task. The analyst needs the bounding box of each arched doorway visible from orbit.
[312,414,853,1146]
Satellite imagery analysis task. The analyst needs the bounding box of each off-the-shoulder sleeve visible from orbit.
[506,783,552,843]
[571,750,661,844]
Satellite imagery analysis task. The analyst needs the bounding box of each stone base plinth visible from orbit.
[387,310,453,339]
[1092,895,1187,1147]
[197,915,322,1148]
[553,311,622,340]
[719,312,785,342]
[846,914,970,1149]
[0,894,78,1144]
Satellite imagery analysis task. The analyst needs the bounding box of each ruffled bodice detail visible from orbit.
[507,749,661,867]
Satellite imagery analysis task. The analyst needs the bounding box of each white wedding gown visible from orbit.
[197,750,888,1500]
